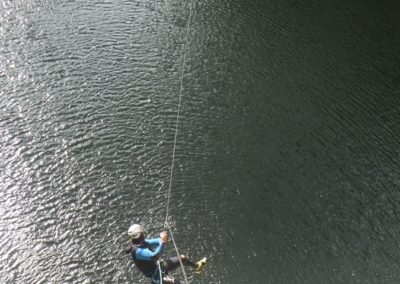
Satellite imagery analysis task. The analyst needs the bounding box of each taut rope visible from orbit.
[163,0,194,283]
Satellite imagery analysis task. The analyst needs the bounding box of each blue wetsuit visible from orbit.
[126,238,196,284]
[126,238,165,280]
[135,238,165,262]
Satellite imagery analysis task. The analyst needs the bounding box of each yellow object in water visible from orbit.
[195,257,208,274]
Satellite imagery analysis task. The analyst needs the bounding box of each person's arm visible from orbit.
[144,238,161,246]
[136,232,169,261]
[135,239,165,261]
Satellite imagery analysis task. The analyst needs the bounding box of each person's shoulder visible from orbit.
[124,244,133,254]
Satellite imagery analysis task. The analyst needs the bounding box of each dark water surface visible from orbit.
[1,0,400,283]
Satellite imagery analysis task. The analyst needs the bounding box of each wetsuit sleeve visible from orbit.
[144,238,161,246]
[135,238,165,261]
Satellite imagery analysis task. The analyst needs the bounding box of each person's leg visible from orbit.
[162,275,181,284]
[163,255,196,272]
[181,255,196,268]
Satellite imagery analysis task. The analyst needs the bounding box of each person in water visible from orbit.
[125,224,207,284]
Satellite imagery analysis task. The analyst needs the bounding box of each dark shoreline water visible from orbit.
[1,0,400,283]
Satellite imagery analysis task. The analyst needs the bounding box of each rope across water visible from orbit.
[163,0,194,283]
[164,0,194,225]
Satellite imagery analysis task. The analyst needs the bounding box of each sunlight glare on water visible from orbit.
[1,0,400,283]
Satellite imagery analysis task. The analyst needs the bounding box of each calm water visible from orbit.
[1,0,400,283]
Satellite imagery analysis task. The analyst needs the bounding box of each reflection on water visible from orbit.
[1,0,400,283]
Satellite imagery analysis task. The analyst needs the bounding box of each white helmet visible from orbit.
[128,224,144,239]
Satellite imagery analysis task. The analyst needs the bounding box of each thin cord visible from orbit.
[163,0,194,283]
[166,222,189,283]
[158,261,163,284]
[165,0,194,225]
